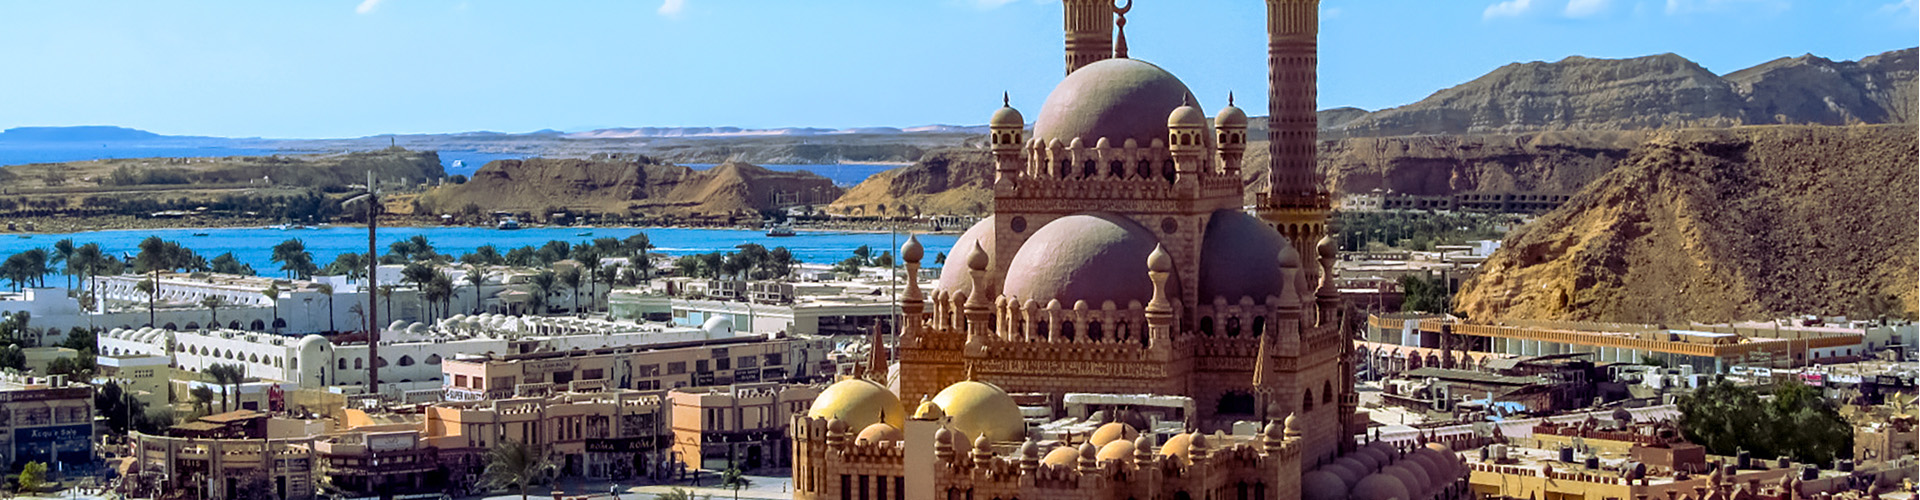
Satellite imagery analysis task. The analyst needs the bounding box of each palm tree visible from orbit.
[424,271,453,321]
[463,265,488,315]
[205,363,244,413]
[596,263,621,293]
[200,296,225,331]
[378,285,396,323]
[69,243,104,294]
[50,238,74,290]
[401,262,436,320]
[526,271,556,316]
[575,250,601,313]
[721,464,752,500]
[188,385,216,416]
[263,284,281,334]
[317,283,336,333]
[134,237,191,327]
[480,440,554,500]
[556,267,583,316]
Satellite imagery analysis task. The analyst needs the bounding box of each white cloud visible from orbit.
[1323,7,1344,19]
[658,0,686,18]
[1564,0,1611,17]
[355,0,383,15]
[1483,0,1536,19]
[1664,0,1789,14]
[1881,0,1917,14]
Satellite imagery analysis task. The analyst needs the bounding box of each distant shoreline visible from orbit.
[0,215,968,236]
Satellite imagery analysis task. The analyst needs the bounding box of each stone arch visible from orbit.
[1200,316,1215,336]
[354,358,364,369]
[250,319,266,330]
[1323,380,1333,404]
[184,322,199,330]
[1253,316,1265,337]
[1217,391,1256,416]
[425,354,442,365]
[162,322,178,331]
[229,320,241,329]
[398,355,415,366]
[1303,389,1314,412]
[272,318,288,330]
[338,359,348,370]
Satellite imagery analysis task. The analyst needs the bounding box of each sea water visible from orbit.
[0,144,282,167]
[0,226,957,277]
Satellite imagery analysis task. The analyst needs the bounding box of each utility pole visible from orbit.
[359,171,382,401]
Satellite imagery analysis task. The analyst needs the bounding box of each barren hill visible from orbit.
[828,149,995,216]
[418,157,841,217]
[1453,124,1918,323]
[1327,48,1916,138]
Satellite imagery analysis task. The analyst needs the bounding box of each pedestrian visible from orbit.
[611,483,620,499]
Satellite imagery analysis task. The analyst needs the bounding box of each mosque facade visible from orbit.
[791,2,1470,500]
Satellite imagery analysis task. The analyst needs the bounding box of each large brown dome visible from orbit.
[1033,58,1211,148]
[935,216,997,297]
[1002,213,1165,307]
[1198,210,1297,303]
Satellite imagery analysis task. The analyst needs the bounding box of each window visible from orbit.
[737,356,757,369]
[639,364,660,377]
[764,353,782,366]
[339,359,348,370]
[715,358,730,371]
[455,375,468,387]
[582,369,605,380]
[668,362,686,375]
[398,355,415,366]
[712,348,729,358]
[696,360,710,373]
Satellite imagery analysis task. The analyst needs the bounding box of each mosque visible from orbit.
[791,2,1471,500]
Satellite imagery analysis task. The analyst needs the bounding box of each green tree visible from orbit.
[526,271,557,315]
[201,295,226,330]
[188,385,217,416]
[480,439,555,500]
[272,238,317,279]
[50,238,75,290]
[721,464,753,500]
[263,283,282,333]
[206,363,246,414]
[16,461,46,493]
[1398,273,1452,314]
[464,265,489,315]
[94,380,146,434]
[576,249,602,313]
[317,283,337,333]
[209,252,256,276]
[557,267,583,316]
[1678,379,1853,464]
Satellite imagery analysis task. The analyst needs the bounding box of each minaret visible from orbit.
[1257,0,1330,255]
[1215,93,1249,176]
[1061,0,1115,75]
[990,93,1026,188]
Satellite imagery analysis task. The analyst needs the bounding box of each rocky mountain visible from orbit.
[1327,48,1916,138]
[417,157,841,217]
[828,148,996,215]
[1453,124,1918,323]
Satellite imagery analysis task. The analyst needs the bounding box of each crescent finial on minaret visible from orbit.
[1003,91,1010,107]
[1112,0,1131,59]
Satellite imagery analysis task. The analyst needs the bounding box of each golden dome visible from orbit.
[856,423,903,443]
[1088,422,1139,447]
[807,378,905,431]
[1042,446,1080,467]
[913,400,946,421]
[932,380,1027,443]
[1160,432,1194,465]
[1096,439,1137,462]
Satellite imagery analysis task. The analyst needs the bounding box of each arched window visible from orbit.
[250,319,266,330]
[1136,161,1152,178]
[338,359,348,370]
[1226,317,1241,337]
[354,358,364,369]
[1109,161,1125,178]
[376,357,388,368]
[398,355,415,367]
[1162,160,1176,182]
[1200,317,1214,336]
[272,318,287,329]
[1303,390,1315,412]
[229,320,241,329]
[1082,160,1096,177]
[163,323,178,331]
[425,354,442,365]
[1086,322,1103,342]
[1323,381,1333,404]
[1253,317,1266,337]
[184,322,199,330]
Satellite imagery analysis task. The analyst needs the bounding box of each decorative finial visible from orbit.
[1003,91,1010,108]
[1112,0,1130,60]
[1182,93,1193,107]
[1229,92,1235,107]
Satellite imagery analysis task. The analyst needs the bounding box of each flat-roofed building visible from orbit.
[667,382,820,471]
[0,373,94,471]
[1367,314,1868,373]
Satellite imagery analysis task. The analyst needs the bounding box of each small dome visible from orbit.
[807,378,905,432]
[935,216,996,296]
[297,335,330,353]
[1215,102,1249,128]
[1199,210,1297,303]
[1042,446,1080,467]
[933,380,1026,442]
[1168,103,1207,128]
[914,400,946,420]
[1317,234,1338,260]
[1003,213,1165,307]
[1034,58,1208,148]
[1353,473,1411,500]
[1353,447,1386,471]
[1096,439,1136,462]
[1384,465,1426,499]
[991,105,1025,128]
[1089,422,1139,447]
[1160,432,1194,465]
[389,320,408,331]
[856,423,903,443]
[1325,459,1368,488]
[702,316,735,336]
[1303,470,1352,500]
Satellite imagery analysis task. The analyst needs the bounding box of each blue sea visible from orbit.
[0,226,956,277]
[683,163,901,187]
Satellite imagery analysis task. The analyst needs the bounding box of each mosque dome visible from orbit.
[1198,210,1297,303]
[1303,470,1352,500]
[1095,439,1136,462]
[1033,58,1210,148]
[1215,102,1249,128]
[1353,473,1411,500]
[932,380,1026,442]
[1042,446,1080,467]
[807,378,905,432]
[1088,422,1139,447]
[1002,213,1165,307]
[1168,102,1207,128]
[1325,459,1368,488]
[855,423,903,443]
[991,105,1025,128]
[1159,432,1194,465]
[935,216,996,297]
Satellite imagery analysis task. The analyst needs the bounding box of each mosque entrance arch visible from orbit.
[1216,391,1256,417]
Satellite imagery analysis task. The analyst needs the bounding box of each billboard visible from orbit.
[14,424,92,467]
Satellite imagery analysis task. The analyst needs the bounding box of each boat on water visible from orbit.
[497,217,522,230]
[766,222,796,237]
[191,232,210,237]
[575,230,593,237]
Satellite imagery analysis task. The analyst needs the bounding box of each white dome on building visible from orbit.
[702,316,736,336]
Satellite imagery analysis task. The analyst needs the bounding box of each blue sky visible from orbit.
[0,0,1912,138]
